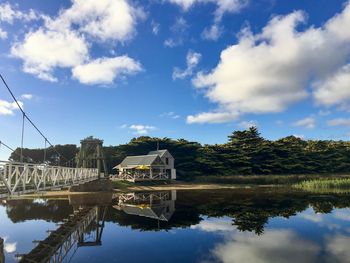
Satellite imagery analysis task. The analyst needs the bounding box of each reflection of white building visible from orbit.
[113,191,176,221]
[113,149,176,182]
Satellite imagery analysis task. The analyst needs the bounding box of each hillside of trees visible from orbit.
[9,127,350,179]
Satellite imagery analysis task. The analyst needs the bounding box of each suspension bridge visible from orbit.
[0,74,106,197]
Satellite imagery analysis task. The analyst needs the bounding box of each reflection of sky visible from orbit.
[2,203,350,262]
[0,206,56,263]
[196,207,350,263]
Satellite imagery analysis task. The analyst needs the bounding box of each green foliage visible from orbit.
[9,126,350,179]
[295,178,350,191]
[9,144,78,166]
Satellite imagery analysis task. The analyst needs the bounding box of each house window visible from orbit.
[166,158,169,165]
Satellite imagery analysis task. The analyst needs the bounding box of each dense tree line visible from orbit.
[9,127,350,179]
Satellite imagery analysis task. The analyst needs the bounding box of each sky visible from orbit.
[1,0,350,160]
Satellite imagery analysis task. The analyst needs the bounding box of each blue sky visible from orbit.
[1,0,350,160]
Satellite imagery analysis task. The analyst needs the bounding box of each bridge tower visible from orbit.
[77,137,107,177]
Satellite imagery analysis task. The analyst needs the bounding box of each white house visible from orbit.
[113,149,176,182]
[148,150,176,180]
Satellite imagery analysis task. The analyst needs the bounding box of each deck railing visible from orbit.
[114,171,169,182]
[0,161,99,195]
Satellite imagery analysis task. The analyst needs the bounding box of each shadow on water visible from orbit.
[1,188,350,262]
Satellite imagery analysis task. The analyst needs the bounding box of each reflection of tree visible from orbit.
[2,200,73,223]
[311,201,334,214]
[4,189,350,236]
[233,211,268,235]
[105,189,350,234]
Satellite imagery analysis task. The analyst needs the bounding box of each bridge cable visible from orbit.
[0,140,32,162]
[0,74,69,164]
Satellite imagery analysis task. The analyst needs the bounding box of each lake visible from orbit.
[1,188,350,263]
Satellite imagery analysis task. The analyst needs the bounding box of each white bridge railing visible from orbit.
[0,161,99,195]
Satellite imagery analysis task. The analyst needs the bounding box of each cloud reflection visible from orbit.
[201,227,320,263]
[3,237,17,253]
[326,234,350,263]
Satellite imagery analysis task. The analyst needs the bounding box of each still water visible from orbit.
[1,188,350,263]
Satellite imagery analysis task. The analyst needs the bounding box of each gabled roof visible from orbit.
[148,149,171,158]
[117,154,165,168]
[119,204,171,221]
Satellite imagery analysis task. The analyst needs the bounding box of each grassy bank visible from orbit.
[294,178,350,193]
[193,174,350,186]
[111,174,350,192]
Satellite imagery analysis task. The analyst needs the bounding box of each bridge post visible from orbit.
[0,237,4,263]
[76,137,107,178]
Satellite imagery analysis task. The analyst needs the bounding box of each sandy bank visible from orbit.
[14,183,276,198]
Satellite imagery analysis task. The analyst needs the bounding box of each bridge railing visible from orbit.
[0,161,99,195]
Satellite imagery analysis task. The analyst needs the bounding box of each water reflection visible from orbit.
[19,206,107,263]
[0,238,4,263]
[2,189,350,262]
[113,191,176,222]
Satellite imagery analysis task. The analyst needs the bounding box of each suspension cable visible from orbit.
[0,74,69,163]
[0,140,32,162]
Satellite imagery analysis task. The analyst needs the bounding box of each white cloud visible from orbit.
[0,99,23,116]
[211,229,320,263]
[189,3,350,123]
[10,0,143,84]
[173,50,201,80]
[151,20,160,35]
[164,17,188,48]
[238,120,258,129]
[0,2,41,40]
[20,94,33,100]
[160,111,180,119]
[11,28,88,82]
[0,27,7,39]
[299,213,323,223]
[326,234,350,263]
[129,124,156,135]
[327,118,350,127]
[191,217,235,232]
[0,2,39,24]
[168,0,247,42]
[47,0,144,42]
[72,56,142,85]
[334,211,350,221]
[293,117,316,129]
[3,237,17,253]
[318,110,331,116]
[187,111,239,124]
[168,0,248,21]
[4,241,17,253]
[313,65,350,107]
[201,24,223,41]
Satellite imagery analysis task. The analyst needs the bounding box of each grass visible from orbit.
[193,174,350,186]
[111,180,134,190]
[294,178,350,192]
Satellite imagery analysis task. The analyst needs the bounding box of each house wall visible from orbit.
[160,151,175,170]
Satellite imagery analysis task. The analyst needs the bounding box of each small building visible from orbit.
[148,150,176,179]
[113,149,176,182]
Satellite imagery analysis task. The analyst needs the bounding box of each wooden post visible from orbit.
[0,237,4,263]
[96,144,101,179]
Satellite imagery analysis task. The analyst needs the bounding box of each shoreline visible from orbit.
[13,183,278,198]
